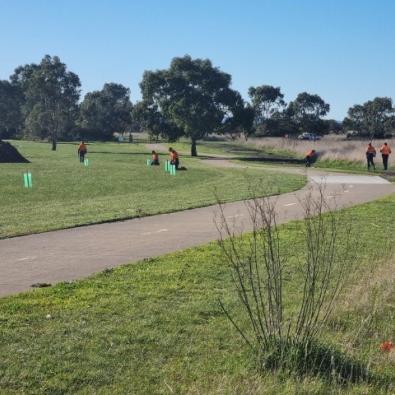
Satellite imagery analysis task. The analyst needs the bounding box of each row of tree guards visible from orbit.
[164,160,177,175]
[146,159,177,175]
[165,160,177,176]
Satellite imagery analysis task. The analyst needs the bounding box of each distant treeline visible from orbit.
[0,55,394,154]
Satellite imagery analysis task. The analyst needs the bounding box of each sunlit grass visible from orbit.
[0,140,305,238]
[0,195,394,393]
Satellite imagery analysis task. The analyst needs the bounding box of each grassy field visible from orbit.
[0,195,394,394]
[0,140,305,238]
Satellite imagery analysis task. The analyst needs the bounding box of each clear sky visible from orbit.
[1,0,394,119]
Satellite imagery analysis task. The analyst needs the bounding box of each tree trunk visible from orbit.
[191,139,197,157]
[51,134,57,151]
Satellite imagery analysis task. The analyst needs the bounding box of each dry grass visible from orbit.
[243,135,393,163]
[342,255,395,314]
[332,254,395,367]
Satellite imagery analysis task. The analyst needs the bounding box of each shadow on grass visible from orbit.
[239,156,305,164]
[262,340,392,389]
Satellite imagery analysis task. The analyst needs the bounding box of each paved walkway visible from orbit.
[0,165,393,297]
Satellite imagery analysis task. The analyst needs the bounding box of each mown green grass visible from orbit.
[0,195,394,394]
[0,140,305,238]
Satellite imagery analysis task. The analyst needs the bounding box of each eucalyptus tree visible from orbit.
[139,55,246,156]
[11,55,81,150]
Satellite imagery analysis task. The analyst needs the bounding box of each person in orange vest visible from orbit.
[305,149,316,167]
[366,142,376,171]
[169,147,179,169]
[379,142,392,170]
[78,141,87,163]
[151,150,159,166]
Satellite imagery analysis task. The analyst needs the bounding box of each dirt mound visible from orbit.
[0,141,30,163]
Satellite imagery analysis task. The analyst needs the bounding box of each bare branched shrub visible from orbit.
[216,185,366,380]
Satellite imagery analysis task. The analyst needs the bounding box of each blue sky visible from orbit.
[1,0,394,119]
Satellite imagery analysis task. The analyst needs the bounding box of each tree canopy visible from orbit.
[11,55,81,150]
[286,92,330,135]
[132,101,183,142]
[0,80,23,140]
[3,53,395,148]
[79,83,133,140]
[248,85,285,136]
[139,55,248,156]
[343,97,395,138]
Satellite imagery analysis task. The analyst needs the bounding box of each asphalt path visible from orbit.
[0,164,393,297]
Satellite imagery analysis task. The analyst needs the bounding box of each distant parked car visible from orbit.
[297,133,321,141]
[346,130,360,139]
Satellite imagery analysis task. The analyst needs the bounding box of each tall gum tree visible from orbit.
[11,55,80,150]
[79,83,133,140]
[343,97,395,139]
[139,55,246,156]
[286,92,330,135]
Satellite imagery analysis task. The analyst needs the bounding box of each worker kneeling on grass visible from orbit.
[78,141,87,163]
[169,147,179,170]
[305,149,317,167]
[151,150,160,166]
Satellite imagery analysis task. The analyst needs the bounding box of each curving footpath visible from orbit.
[0,163,394,297]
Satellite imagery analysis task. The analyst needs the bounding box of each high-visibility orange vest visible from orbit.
[171,150,178,160]
[380,145,392,155]
[152,153,159,161]
[306,150,315,157]
[366,145,376,154]
[78,143,87,153]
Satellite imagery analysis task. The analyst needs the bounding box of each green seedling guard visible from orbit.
[84,159,89,167]
[23,172,32,188]
[23,173,29,188]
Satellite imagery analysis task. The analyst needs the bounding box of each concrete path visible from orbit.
[0,165,394,297]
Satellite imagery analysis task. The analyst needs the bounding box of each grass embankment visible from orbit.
[0,141,305,238]
[0,195,394,394]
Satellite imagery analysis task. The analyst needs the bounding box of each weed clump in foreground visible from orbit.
[216,185,390,386]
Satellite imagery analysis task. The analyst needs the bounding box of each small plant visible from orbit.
[216,185,369,382]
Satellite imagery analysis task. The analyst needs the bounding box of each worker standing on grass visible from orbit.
[151,150,159,166]
[169,147,179,170]
[78,141,87,163]
[305,149,316,167]
[379,142,392,170]
[366,143,376,171]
